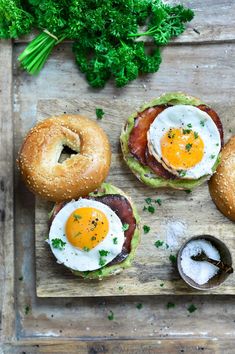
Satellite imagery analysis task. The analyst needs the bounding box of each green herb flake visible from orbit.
[73,213,82,221]
[83,246,90,252]
[136,303,143,310]
[143,225,150,234]
[147,205,155,214]
[229,129,232,133]
[183,129,191,134]
[178,170,187,177]
[216,143,219,146]
[91,236,96,241]
[99,250,109,257]
[187,123,192,128]
[154,240,164,248]
[187,304,197,313]
[145,197,152,205]
[160,283,164,287]
[200,120,206,127]
[169,254,177,264]
[167,302,175,309]
[194,131,199,139]
[18,276,23,281]
[96,108,105,120]
[210,154,215,159]
[99,257,106,267]
[122,223,129,231]
[108,310,114,320]
[155,198,162,206]
[185,143,193,152]
[25,305,30,315]
[51,238,66,250]
[113,237,118,245]
[118,286,123,290]
[185,189,192,194]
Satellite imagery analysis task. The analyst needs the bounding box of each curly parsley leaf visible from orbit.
[51,238,66,250]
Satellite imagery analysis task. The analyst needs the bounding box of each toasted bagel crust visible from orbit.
[209,136,235,221]
[18,114,111,202]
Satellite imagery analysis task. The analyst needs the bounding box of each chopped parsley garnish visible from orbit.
[136,303,143,310]
[51,238,66,250]
[108,310,114,320]
[155,198,162,206]
[113,237,118,244]
[160,283,164,287]
[147,205,155,214]
[183,129,191,134]
[200,120,206,127]
[118,286,123,290]
[185,189,192,194]
[178,170,186,177]
[73,213,82,221]
[122,223,129,231]
[168,130,175,139]
[99,250,109,257]
[154,240,164,248]
[143,225,150,234]
[187,304,197,313]
[210,154,215,159]
[167,302,175,309]
[75,231,82,237]
[194,131,199,139]
[18,276,23,281]
[229,128,232,133]
[145,197,152,204]
[91,236,96,241]
[96,108,105,120]
[99,257,106,267]
[216,143,219,146]
[83,246,90,252]
[25,305,30,315]
[187,123,192,128]
[185,143,193,152]
[169,254,177,264]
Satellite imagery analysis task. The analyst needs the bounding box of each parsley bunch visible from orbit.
[0,0,194,87]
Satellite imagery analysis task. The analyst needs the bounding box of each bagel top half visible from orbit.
[18,114,111,202]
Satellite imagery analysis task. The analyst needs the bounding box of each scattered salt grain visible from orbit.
[165,220,187,249]
[181,239,220,285]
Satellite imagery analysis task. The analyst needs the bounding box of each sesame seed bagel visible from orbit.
[18,114,111,202]
[209,136,235,221]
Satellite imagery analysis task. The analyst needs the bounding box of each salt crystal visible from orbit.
[181,239,220,285]
[165,220,186,249]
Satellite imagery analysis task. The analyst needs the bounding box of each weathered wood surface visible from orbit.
[35,98,235,297]
[0,41,15,343]
[15,0,235,44]
[0,0,235,347]
[3,338,235,354]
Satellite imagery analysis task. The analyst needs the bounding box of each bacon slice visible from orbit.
[128,105,168,165]
[197,104,224,146]
[128,104,224,178]
[49,194,137,266]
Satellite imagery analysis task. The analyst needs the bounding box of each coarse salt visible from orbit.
[180,239,220,285]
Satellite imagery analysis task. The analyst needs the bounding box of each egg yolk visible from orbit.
[65,207,109,251]
[161,128,204,170]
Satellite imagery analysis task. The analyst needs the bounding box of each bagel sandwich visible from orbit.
[18,114,111,202]
[48,183,141,279]
[120,92,223,190]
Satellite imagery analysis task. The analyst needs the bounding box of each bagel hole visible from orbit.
[58,145,79,163]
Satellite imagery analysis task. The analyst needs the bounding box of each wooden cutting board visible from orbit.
[35,98,235,297]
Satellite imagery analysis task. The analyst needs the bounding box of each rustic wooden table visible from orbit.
[1,1,235,352]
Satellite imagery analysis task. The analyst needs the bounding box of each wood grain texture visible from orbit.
[10,38,235,342]
[15,0,235,44]
[0,41,15,342]
[3,338,235,354]
[35,98,235,297]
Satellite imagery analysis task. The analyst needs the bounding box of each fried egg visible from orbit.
[147,105,221,179]
[48,199,125,271]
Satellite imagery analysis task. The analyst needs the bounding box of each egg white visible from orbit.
[48,199,125,271]
[147,105,221,179]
